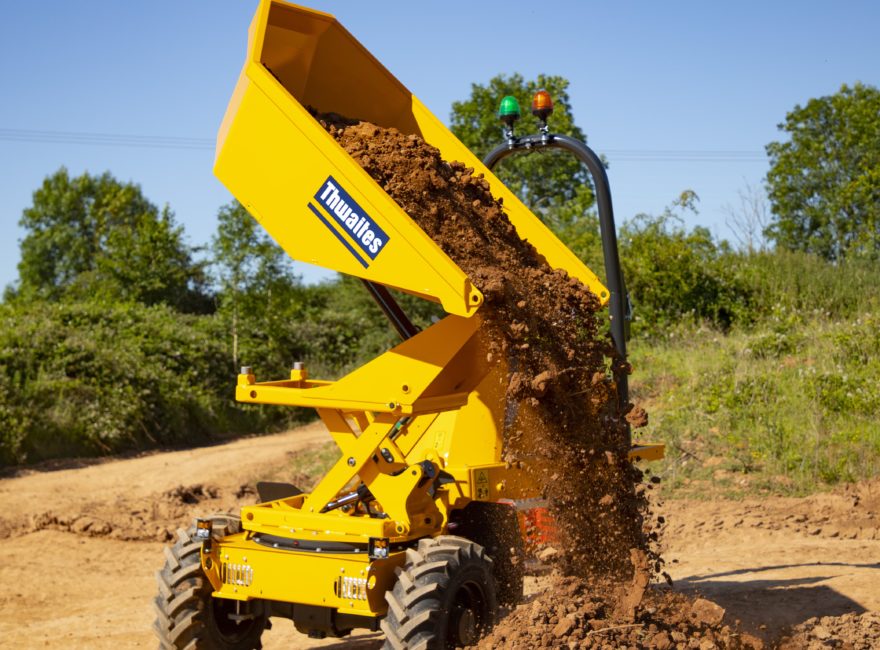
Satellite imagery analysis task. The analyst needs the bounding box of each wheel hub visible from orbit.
[452,603,478,646]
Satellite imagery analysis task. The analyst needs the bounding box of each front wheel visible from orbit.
[381,535,497,650]
[153,514,267,649]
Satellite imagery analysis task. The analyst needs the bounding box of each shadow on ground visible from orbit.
[317,632,384,649]
[675,561,879,639]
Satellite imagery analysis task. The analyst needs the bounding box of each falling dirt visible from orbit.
[318,113,675,638]
[314,116,880,647]
[319,113,656,580]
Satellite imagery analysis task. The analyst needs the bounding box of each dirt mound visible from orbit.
[779,612,880,649]
[161,483,221,504]
[474,575,763,649]
[2,483,254,543]
[29,511,114,537]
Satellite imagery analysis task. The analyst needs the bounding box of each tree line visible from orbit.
[1,78,877,466]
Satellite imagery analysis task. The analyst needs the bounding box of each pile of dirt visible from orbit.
[1,483,254,542]
[474,575,764,649]
[779,612,880,649]
[319,116,660,589]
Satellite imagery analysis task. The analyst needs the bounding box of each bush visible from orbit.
[0,300,270,465]
[611,213,879,339]
[619,210,751,335]
[0,277,441,466]
[735,249,880,320]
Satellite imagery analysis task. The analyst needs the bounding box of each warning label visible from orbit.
[475,470,490,500]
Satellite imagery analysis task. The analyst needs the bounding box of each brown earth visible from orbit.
[0,426,878,648]
[477,479,880,648]
[0,424,374,649]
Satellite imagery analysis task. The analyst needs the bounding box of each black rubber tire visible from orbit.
[153,514,266,650]
[450,502,525,607]
[381,535,497,650]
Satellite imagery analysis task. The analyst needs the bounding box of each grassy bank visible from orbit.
[630,312,880,496]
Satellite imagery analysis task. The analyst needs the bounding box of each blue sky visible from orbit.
[1,1,878,289]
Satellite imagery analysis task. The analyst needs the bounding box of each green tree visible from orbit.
[211,201,307,371]
[450,73,600,262]
[14,168,208,311]
[765,83,880,261]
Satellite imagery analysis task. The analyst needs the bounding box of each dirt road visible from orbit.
[0,425,877,648]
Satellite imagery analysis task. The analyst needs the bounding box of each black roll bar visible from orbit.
[483,133,631,419]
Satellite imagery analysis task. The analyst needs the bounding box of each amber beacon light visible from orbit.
[531,89,554,122]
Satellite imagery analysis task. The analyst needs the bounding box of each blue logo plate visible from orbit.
[308,176,389,268]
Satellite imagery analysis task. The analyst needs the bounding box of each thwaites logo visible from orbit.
[307,176,389,268]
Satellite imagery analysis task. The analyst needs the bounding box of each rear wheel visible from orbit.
[153,514,267,649]
[381,535,497,650]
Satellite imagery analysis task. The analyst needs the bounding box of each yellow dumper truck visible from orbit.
[153,2,661,648]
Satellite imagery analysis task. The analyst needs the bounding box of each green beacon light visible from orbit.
[498,95,521,128]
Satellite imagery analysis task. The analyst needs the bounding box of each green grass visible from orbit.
[629,311,880,497]
[287,442,340,490]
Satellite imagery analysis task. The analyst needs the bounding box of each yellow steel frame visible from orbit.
[202,532,404,615]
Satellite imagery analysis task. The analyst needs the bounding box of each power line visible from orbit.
[0,127,767,162]
[0,128,213,151]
